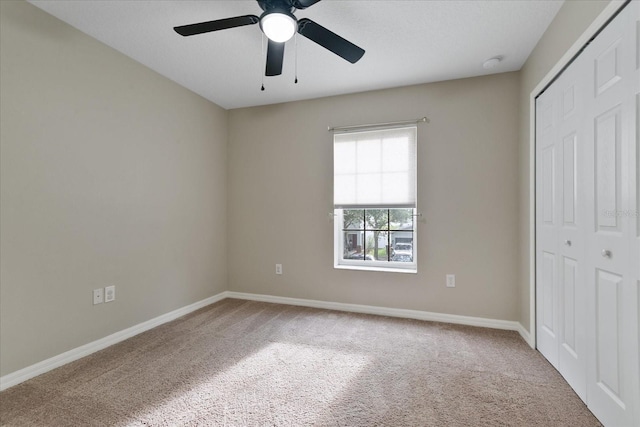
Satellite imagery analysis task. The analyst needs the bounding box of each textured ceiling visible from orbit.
[28,0,564,110]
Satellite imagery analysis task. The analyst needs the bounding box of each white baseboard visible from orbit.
[517,323,534,348]
[0,291,228,391]
[227,291,523,333]
[1,290,534,391]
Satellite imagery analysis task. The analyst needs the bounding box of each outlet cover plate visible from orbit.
[446,274,456,288]
[105,285,115,302]
[93,288,104,305]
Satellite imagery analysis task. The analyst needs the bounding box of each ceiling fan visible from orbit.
[174,0,365,77]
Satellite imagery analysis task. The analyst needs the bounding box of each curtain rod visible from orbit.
[328,117,429,132]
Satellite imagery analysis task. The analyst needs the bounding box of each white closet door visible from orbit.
[535,49,588,400]
[536,3,639,426]
[583,3,638,426]
[536,85,560,369]
[556,52,588,402]
[632,2,640,423]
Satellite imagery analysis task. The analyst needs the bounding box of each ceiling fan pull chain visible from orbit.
[261,33,266,91]
[294,32,298,84]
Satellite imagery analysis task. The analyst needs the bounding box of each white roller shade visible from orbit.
[333,126,417,209]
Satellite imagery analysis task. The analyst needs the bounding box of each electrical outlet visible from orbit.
[93,288,104,305]
[446,274,456,288]
[275,264,283,275]
[105,285,115,302]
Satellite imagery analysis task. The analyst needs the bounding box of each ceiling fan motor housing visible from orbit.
[257,0,319,12]
[257,0,296,13]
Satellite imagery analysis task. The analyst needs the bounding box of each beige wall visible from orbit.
[228,72,521,321]
[517,0,613,331]
[0,1,228,376]
[1,0,617,379]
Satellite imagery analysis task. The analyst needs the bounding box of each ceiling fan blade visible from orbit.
[292,0,323,9]
[265,40,285,76]
[174,15,259,36]
[297,18,365,64]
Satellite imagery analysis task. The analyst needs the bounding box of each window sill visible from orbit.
[334,264,417,274]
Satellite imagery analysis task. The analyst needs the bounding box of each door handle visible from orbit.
[601,249,612,258]
[564,240,572,246]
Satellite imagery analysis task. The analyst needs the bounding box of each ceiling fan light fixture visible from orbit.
[261,10,297,43]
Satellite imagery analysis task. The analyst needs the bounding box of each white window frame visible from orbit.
[333,208,417,273]
[332,124,418,273]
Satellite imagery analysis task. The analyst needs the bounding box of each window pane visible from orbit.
[389,209,413,230]
[343,209,364,230]
[390,231,413,262]
[365,209,388,230]
[365,230,389,261]
[338,208,415,266]
[342,231,365,259]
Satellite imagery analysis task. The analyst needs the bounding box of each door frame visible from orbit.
[528,0,628,349]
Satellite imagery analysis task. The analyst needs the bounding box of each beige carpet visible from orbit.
[1,299,601,426]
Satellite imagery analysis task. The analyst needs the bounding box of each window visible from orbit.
[333,125,417,272]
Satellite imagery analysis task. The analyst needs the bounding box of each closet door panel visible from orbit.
[563,133,577,225]
[594,269,624,405]
[541,251,557,333]
[594,37,623,96]
[542,146,556,225]
[562,256,578,354]
[557,61,588,400]
[630,4,640,424]
[536,89,560,368]
[584,4,638,426]
[594,106,623,232]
